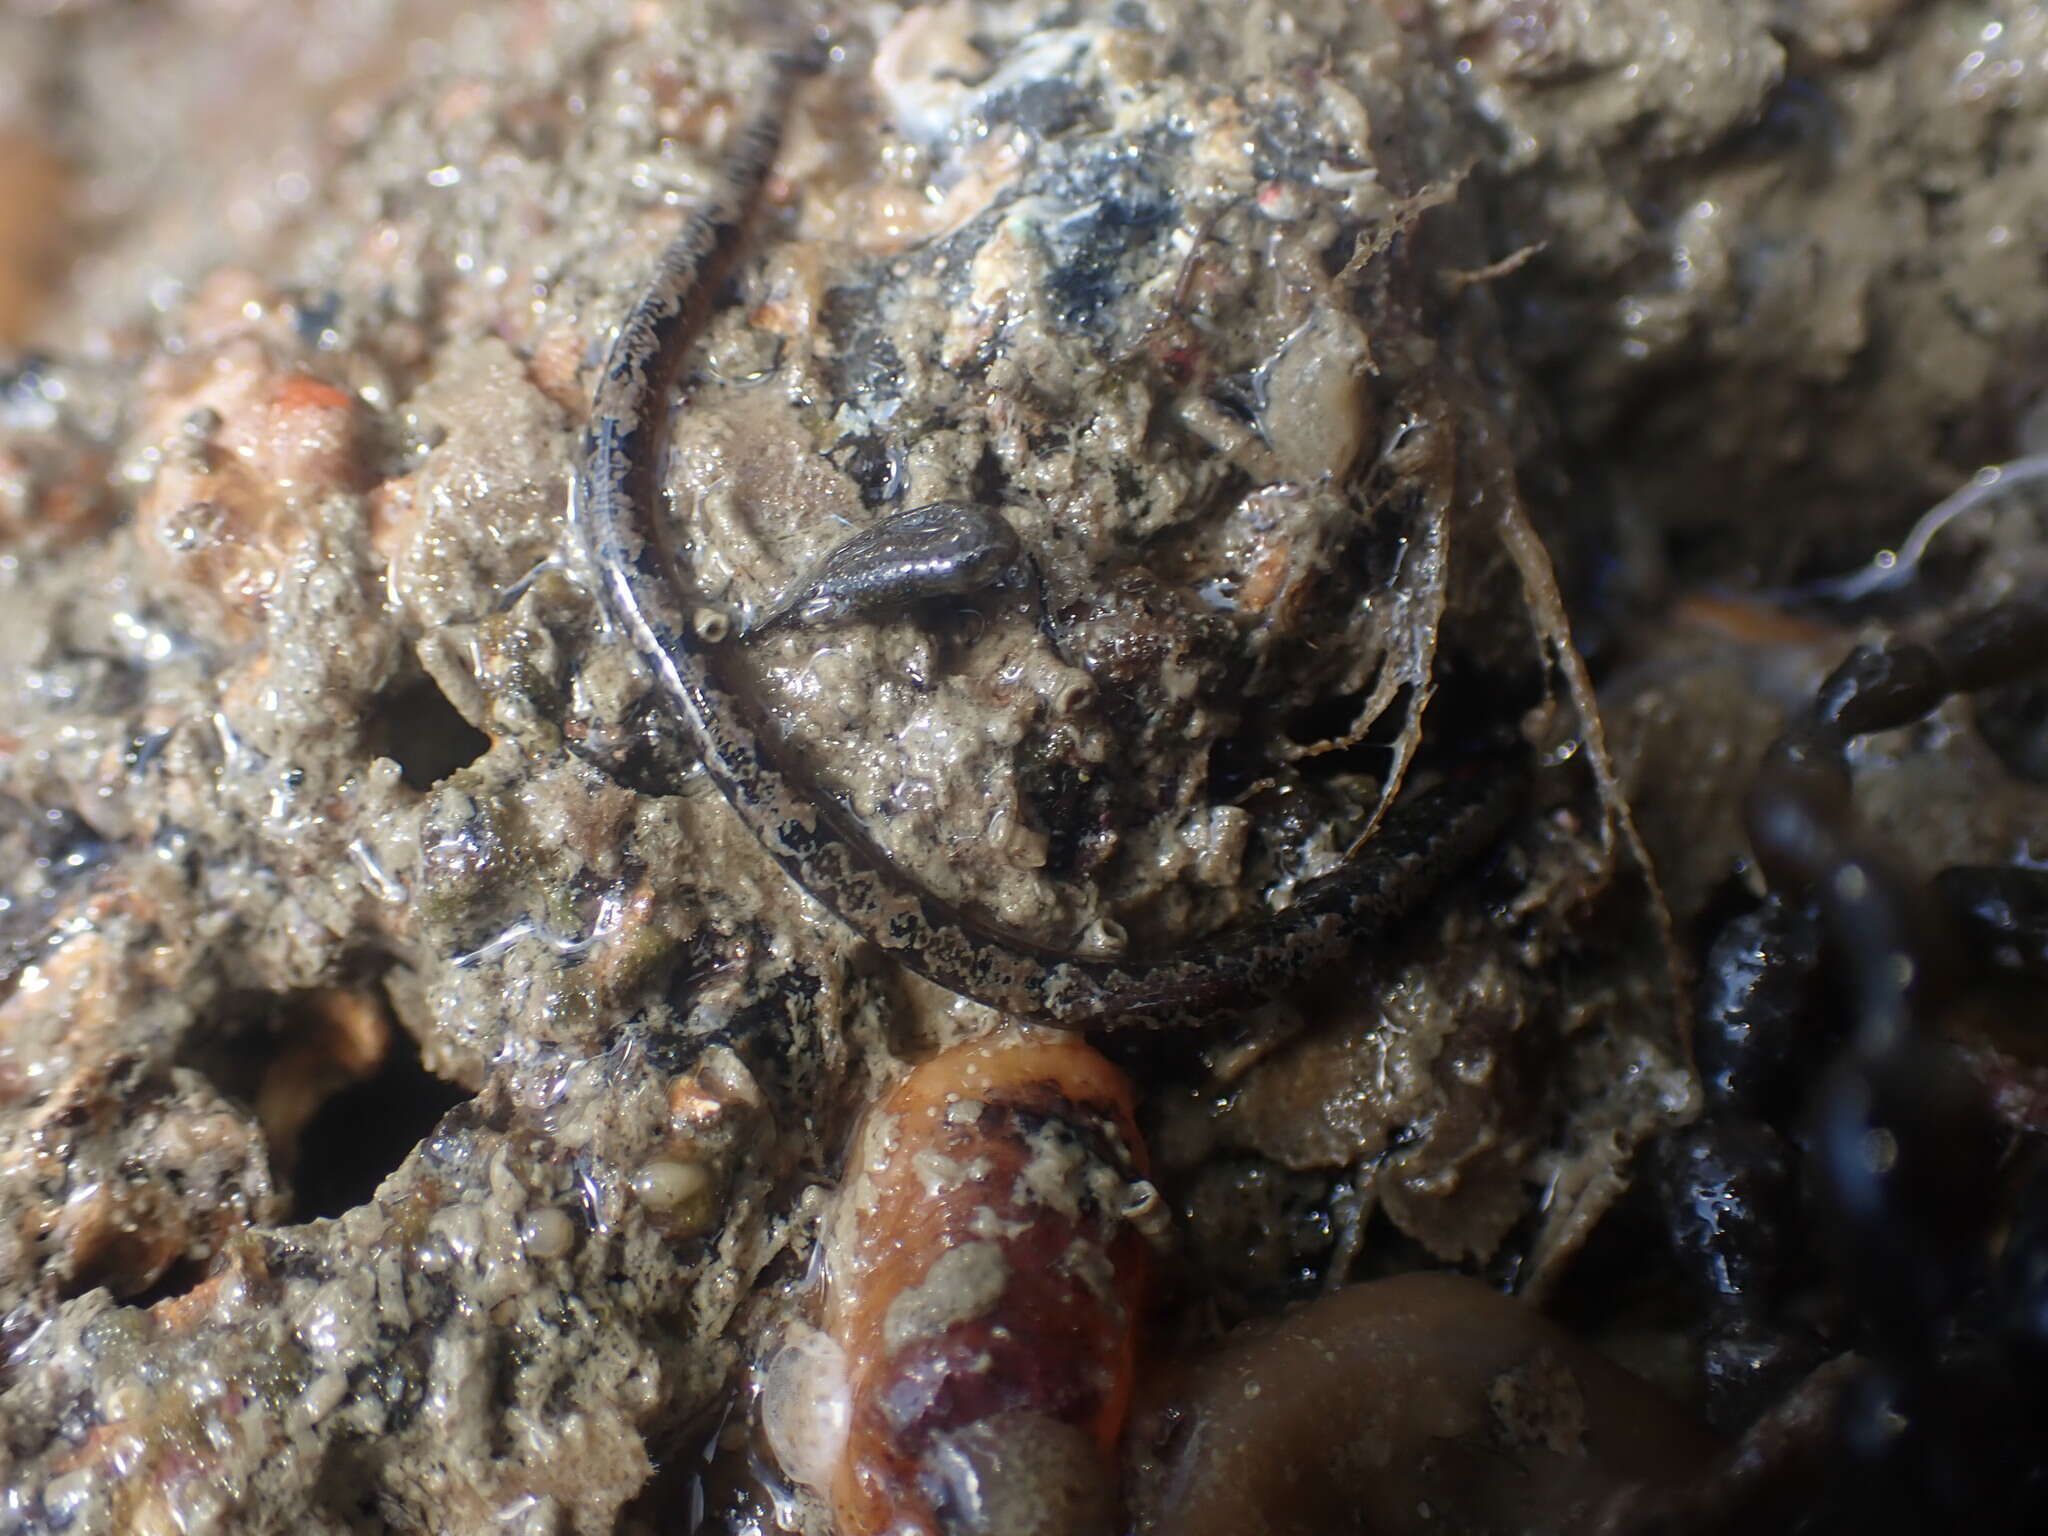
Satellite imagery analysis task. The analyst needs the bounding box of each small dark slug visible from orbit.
[748,500,1025,636]
[569,58,1524,1028]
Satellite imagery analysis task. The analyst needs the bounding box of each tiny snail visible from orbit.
[764,1030,1152,1535]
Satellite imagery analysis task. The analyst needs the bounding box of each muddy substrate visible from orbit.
[1,3,2046,1533]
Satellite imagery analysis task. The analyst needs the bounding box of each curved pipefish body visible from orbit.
[569,82,1521,1028]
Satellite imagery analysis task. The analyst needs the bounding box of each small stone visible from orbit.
[631,1159,717,1232]
[518,1206,576,1260]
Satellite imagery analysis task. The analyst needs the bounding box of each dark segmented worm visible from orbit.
[570,68,1522,1027]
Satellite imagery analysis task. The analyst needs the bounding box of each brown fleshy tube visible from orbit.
[768,1030,1152,1536]
[1125,1272,1721,1536]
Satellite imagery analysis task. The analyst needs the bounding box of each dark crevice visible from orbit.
[291,1025,468,1221]
[1203,732,1270,803]
[1019,744,1111,880]
[567,692,696,797]
[1282,680,1416,779]
[122,1254,215,1312]
[369,673,490,790]
[1975,679,2048,784]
